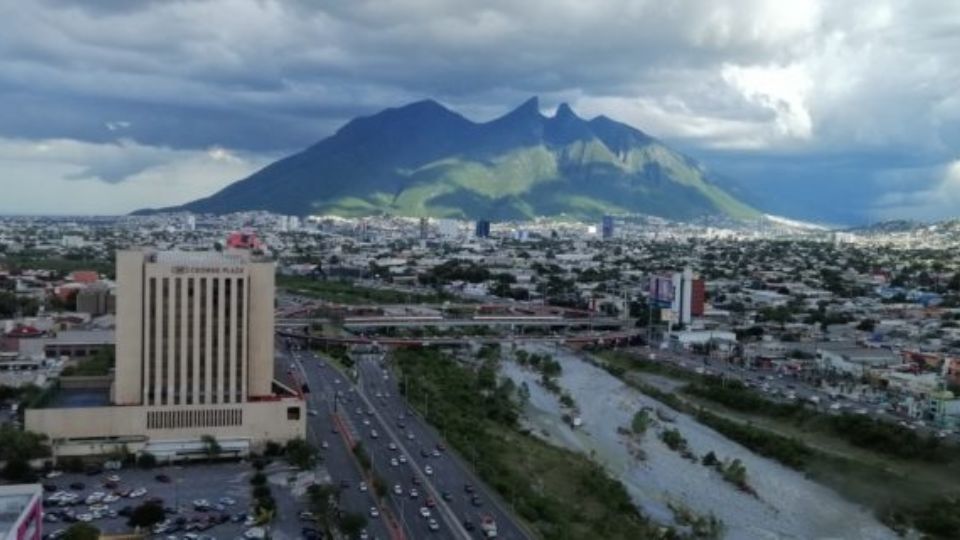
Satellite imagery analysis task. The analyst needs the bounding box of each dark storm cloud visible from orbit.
[1,0,959,221]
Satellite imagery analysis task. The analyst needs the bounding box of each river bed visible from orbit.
[500,344,896,540]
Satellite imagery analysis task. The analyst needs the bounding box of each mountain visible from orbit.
[144,98,760,221]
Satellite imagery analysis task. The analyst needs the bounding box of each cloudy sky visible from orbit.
[1,0,958,224]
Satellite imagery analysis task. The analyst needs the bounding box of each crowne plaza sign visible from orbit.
[170,265,245,275]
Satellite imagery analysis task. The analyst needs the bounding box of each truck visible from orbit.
[480,515,498,538]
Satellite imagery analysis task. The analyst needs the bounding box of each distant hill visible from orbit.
[142,97,760,221]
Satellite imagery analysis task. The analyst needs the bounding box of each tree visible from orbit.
[62,523,100,540]
[0,426,49,461]
[339,512,368,536]
[1,458,36,483]
[201,434,221,460]
[128,501,165,528]
[285,437,318,470]
[517,382,531,405]
[137,452,157,469]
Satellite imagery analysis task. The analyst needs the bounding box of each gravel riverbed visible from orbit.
[500,344,896,540]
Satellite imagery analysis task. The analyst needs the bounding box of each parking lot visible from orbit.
[40,460,310,539]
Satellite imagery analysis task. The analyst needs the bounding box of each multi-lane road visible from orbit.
[281,341,530,540]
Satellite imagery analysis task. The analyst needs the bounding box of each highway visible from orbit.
[287,345,464,539]
[276,346,396,540]
[355,355,531,540]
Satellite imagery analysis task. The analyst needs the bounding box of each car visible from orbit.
[130,488,148,498]
[393,484,403,495]
[411,476,421,486]
[359,482,368,492]
[369,506,379,518]
[388,442,397,451]
[406,432,415,441]
[321,440,329,449]
[362,418,371,426]
[106,474,120,482]
[359,531,369,540]
[435,443,446,452]
[308,409,318,417]
[366,409,374,416]
[370,430,378,439]
[219,496,236,506]
[425,496,436,508]
[471,495,482,507]
[299,511,315,521]
[390,458,399,467]
[441,491,452,502]
[424,465,433,475]
[420,448,430,457]
[463,519,475,531]
[339,480,350,489]
[398,454,407,464]
[431,449,440,458]
[419,507,431,518]
[464,483,474,493]
[69,483,85,491]
[155,474,171,483]
[397,421,406,429]
[355,407,362,415]
[46,471,63,479]
[428,518,440,531]
[302,528,320,540]
[409,488,418,499]
[43,483,57,493]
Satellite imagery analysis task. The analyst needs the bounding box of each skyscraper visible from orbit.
[475,219,491,238]
[601,215,614,239]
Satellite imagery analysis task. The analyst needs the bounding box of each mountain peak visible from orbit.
[512,96,541,116]
[554,102,577,119]
[153,98,759,222]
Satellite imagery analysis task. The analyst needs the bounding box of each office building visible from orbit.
[670,268,705,326]
[419,217,429,240]
[0,484,41,540]
[475,220,491,238]
[601,215,614,239]
[27,249,305,458]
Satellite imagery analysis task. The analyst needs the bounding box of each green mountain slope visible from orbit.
[144,98,760,221]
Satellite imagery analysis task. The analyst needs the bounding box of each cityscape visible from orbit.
[2,2,960,540]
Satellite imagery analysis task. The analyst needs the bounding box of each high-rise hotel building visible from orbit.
[27,249,305,458]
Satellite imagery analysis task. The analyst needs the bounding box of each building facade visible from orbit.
[0,484,41,540]
[27,249,305,458]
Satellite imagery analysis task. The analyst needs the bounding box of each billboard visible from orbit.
[649,275,675,307]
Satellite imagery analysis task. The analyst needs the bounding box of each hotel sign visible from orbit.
[170,266,245,275]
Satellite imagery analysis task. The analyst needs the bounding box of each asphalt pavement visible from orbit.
[282,342,530,540]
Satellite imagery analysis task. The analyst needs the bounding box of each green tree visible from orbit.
[128,501,165,528]
[285,437,318,470]
[339,512,368,536]
[201,434,221,460]
[136,452,157,469]
[62,523,100,540]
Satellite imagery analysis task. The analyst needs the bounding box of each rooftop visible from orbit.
[47,387,111,409]
[0,484,40,539]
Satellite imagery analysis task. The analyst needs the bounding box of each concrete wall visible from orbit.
[114,250,144,405]
[26,398,305,456]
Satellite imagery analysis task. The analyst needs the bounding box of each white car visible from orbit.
[46,471,63,478]
[398,455,408,464]
[419,507,431,518]
[409,488,418,498]
[393,484,403,495]
[129,488,148,498]
[369,506,379,518]
[388,442,397,451]
[428,518,440,531]
[359,482,368,492]
[424,465,433,475]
